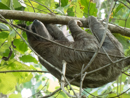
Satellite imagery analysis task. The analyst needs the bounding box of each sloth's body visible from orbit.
[26,16,128,88]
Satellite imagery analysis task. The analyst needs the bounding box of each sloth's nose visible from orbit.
[33,19,38,22]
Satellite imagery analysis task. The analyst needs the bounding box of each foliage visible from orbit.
[0,0,130,98]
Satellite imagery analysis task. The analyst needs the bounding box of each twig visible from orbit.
[86,56,130,75]
[31,0,53,13]
[126,0,130,4]
[28,0,35,12]
[122,71,130,76]
[118,0,130,9]
[109,88,130,98]
[79,64,84,97]
[29,79,49,98]
[19,0,48,13]
[61,60,76,98]
[79,65,87,98]
[64,75,77,97]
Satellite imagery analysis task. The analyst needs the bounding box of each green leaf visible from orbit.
[79,0,97,17]
[55,91,69,98]
[74,1,83,17]
[0,31,9,39]
[0,70,17,94]
[8,30,16,43]
[9,93,22,98]
[61,0,68,7]
[13,0,26,10]
[114,34,130,50]
[7,60,33,83]
[54,7,65,15]
[67,7,75,16]
[19,55,38,63]
[23,81,32,88]
[19,42,28,53]
[113,84,124,92]
[0,23,10,31]
[113,4,124,16]
[0,39,11,56]
[0,2,10,9]
[1,0,13,9]
[108,93,130,98]
[13,39,28,54]
[119,18,130,28]
[121,73,127,82]
[108,93,117,97]
[2,48,14,59]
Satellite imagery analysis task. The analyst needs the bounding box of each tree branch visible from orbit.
[0,10,130,37]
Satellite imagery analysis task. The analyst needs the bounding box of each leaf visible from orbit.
[113,84,124,92]
[113,4,124,16]
[67,7,75,16]
[0,39,11,56]
[23,81,32,88]
[7,60,33,83]
[54,7,65,15]
[119,18,130,28]
[0,23,10,31]
[121,73,127,82]
[9,93,22,98]
[79,0,97,17]
[0,31,9,39]
[61,0,68,7]
[2,48,14,59]
[13,39,28,54]
[1,0,13,9]
[108,93,130,98]
[19,55,38,63]
[0,2,10,9]
[8,30,16,43]
[114,34,130,50]
[0,59,33,94]
[13,0,26,10]
[19,42,28,53]
[55,91,69,98]
[108,93,117,97]
[0,71,17,94]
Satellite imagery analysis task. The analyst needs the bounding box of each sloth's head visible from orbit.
[26,20,52,41]
[27,20,44,36]
[26,20,52,42]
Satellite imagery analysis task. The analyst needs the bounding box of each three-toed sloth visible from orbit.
[26,16,129,88]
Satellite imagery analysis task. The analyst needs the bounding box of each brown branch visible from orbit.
[0,10,130,37]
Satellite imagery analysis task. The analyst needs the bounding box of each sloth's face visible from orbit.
[26,20,49,41]
[27,20,44,34]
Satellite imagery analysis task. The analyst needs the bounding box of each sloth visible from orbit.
[25,16,129,88]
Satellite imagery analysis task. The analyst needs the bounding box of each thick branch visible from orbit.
[0,10,130,37]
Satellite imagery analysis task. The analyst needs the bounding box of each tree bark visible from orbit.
[0,10,130,37]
